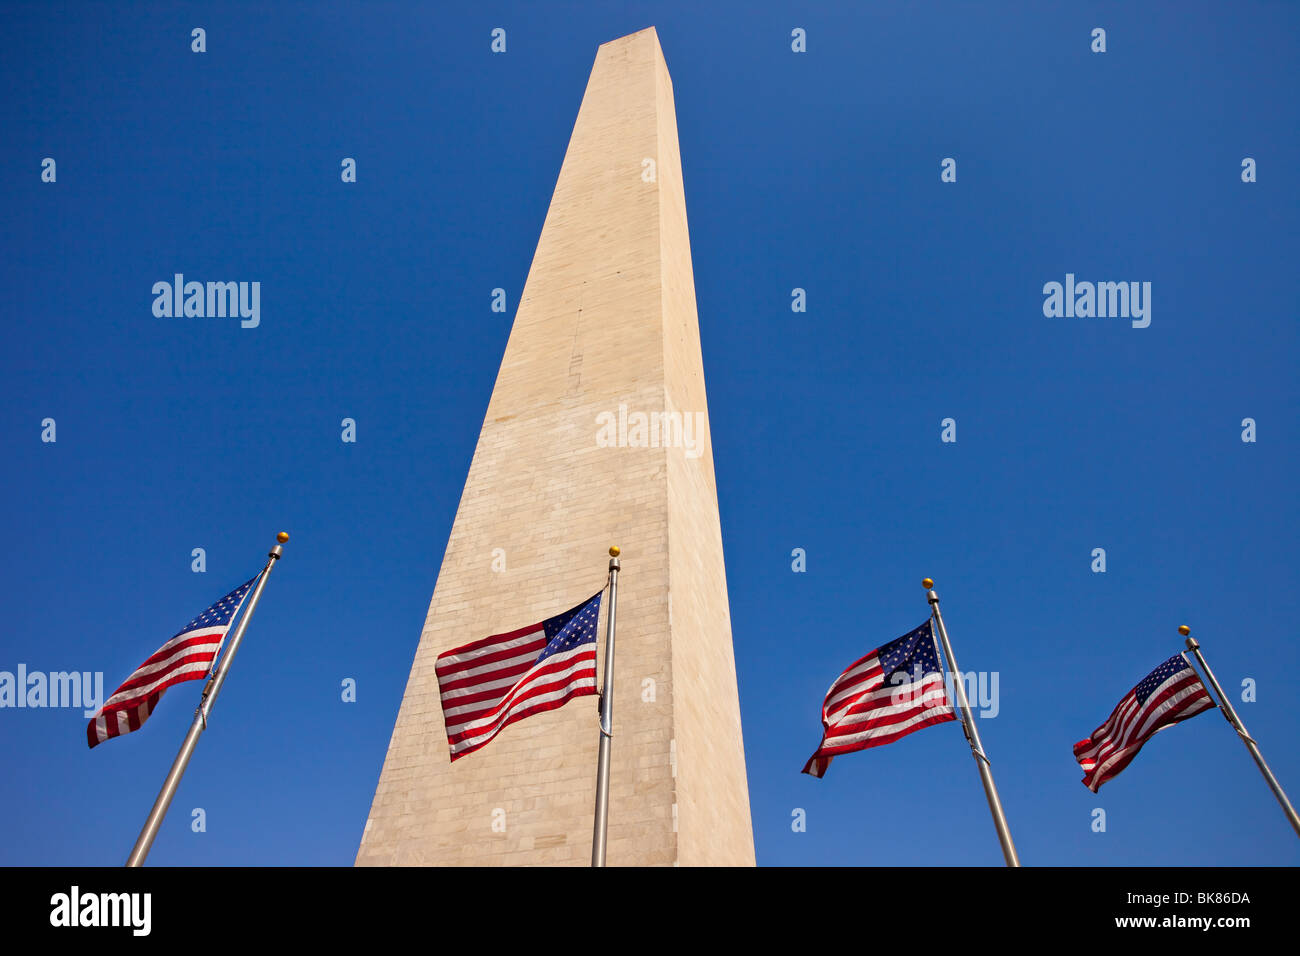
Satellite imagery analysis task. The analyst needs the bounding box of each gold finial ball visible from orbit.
[277,532,290,544]
[922,578,934,589]
[1178,625,1190,636]
[609,546,621,557]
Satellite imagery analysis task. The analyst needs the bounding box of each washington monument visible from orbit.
[357,27,754,866]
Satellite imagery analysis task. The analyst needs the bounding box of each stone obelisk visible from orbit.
[356,26,754,866]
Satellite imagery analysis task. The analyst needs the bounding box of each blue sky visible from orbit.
[2,2,1297,866]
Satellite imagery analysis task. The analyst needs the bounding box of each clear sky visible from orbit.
[2,2,1297,866]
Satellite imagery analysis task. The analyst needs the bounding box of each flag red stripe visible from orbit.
[433,591,604,761]
[1082,675,1206,767]
[131,630,226,672]
[803,623,956,778]
[102,658,216,714]
[445,652,596,743]
[436,655,539,695]
[435,635,548,680]
[448,667,598,751]
[820,710,958,755]
[448,668,598,751]
[1073,659,1213,791]
[87,576,258,749]
[112,647,219,698]
[435,622,546,664]
[449,682,597,762]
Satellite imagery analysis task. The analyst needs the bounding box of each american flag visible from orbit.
[87,575,259,749]
[435,591,603,762]
[802,619,956,778]
[1073,653,1215,792]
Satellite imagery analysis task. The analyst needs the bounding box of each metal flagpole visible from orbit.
[924,578,1021,867]
[1180,625,1300,839]
[125,532,289,867]
[591,545,621,867]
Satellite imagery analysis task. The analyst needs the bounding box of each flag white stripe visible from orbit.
[444,646,595,736]
[439,670,541,709]
[435,628,544,669]
[450,673,597,754]
[100,655,217,711]
[439,650,595,720]
[824,700,954,750]
[825,655,882,715]
[437,646,549,693]
[1128,681,1210,745]
[105,629,225,692]
[1081,671,1211,790]
[836,674,941,715]
[434,591,605,760]
[823,683,953,741]
[1085,672,1202,767]
[1076,693,1139,762]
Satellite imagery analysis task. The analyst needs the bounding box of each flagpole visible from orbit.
[124,532,289,867]
[924,578,1021,867]
[1180,625,1300,839]
[591,545,621,867]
